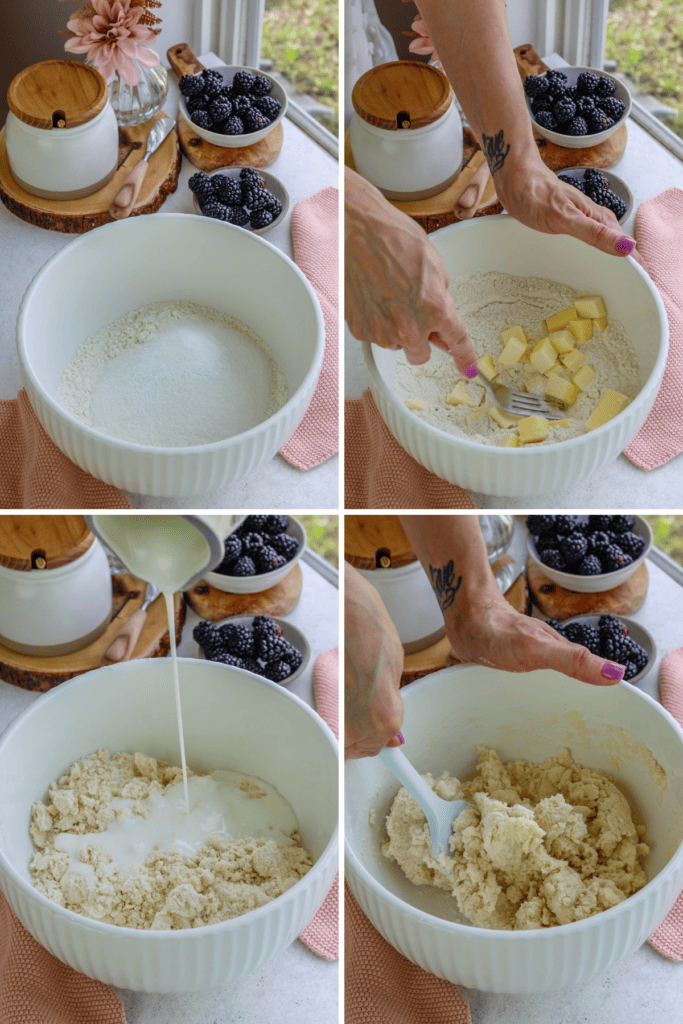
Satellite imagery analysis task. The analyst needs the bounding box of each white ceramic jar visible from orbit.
[5,60,119,200]
[357,561,445,653]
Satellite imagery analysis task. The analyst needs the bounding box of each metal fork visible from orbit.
[475,372,565,420]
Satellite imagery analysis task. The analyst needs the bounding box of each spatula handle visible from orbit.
[109,160,149,220]
[104,608,148,662]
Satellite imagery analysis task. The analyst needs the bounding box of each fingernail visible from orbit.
[616,236,635,255]
[464,363,478,379]
[397,732,405,745]
[602,662,625,680]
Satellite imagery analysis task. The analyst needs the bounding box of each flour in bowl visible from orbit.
[392,272,641,446]
[57,301,288,447]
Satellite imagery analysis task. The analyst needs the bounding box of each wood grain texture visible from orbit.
[344,515,416,569]
[352,61,453,130]
[0,516,92,571]
[185,563,303,621]
[0,575,186,691]
[167,43,205,80]
[8,60,107,129]
[527,559,649,619]
[177,112,284,170]
[0,111,180,233]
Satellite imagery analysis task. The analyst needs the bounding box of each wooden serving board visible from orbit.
[185,563,303,621]
[401,555,530,685]
[514,43,627,170]
[0,574,185,691]
[527,558,649,620]
[0,111,180,233]
[176,112,283,171]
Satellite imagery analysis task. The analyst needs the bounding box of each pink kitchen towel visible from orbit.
[299,646,340,960]
[280,187,339,470]
[625,187,683,470]
[649,646,683,960]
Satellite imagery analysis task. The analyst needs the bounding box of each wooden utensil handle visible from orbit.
[109,159,149,220]
[455,160,492,219]
[167,43,205,80]
[104,607,148,662]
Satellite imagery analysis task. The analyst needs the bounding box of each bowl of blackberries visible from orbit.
[190,167,288,233]
[206,514,306,593]
[194,614,310,685]
[178,65,287,147]
[526,514,652,593]
[556,167,632,225]
[546,614,654,685]
[524,66,631,148]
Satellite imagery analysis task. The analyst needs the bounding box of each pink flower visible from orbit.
[408,17,443,70]
[64,0,159,85]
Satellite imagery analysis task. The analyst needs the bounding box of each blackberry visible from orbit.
[201,69,224,94]
[256,631,290,663]
[232,70,256,95]
[587,531,611,553]
[179,74,204,97]
[560,532,589,565]
[630,644,649,671]
[566,116,589,136]
[193,620,218,647]
[264,198,283,218]
[587,184,610,207]
[553,98,576,124]
[224,116,244,135]
[610,515,635,533]
[558,174,585,193]
[241,182,269,209]
[206,651,246,669]
[270,533,300,559]
[201,200,228,220]
[555,516,579,534]
[575,96,596,117]
[602,633,632,665]
[577,72,599,95]
[188,172,215,201]
[524,74,549,97]
[240,515,268,533]
[599,97,625,121]
[226,207,250,227]
[241,657,265,676]
[546,619,565,634]
[232,95,252,115]
[577,554,603,576]
[217,534,242,571]
[263,660,293,683]
[191,110,213,130]
[536,532,560,554]
[243,107,269,132]
[279,642,303,670]
[531,95,555,115]
[186,94,208,115]
[253,96,282,120]
[527,516,558,536]
[213,175,242,206]
[256,545,287,573]
[265,515,289,535]
[601,544,632,572]
[546,69,568,86]
[220,623,255,659]
[588,515,612,531]
[623,661,638,681]
[232,555,256,576]
[564,622,601,655]
[604,193,627,220]
[541,548,567,571]
[616,532,645,561]
[547,83,567,101]
[240,167,266,187]
[240,532,265,553]
[535,111,557,130]
[584,168,607,185]
[251,75,273,97]
[250,208,275,229]
[595,76,617,98]
[588,109,612,133]
[599,614,627,642]
[209,96,233,123]
[252,616,282,641]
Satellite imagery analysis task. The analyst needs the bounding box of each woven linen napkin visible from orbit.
[279,187,339,470]
[648,646,683,960]
[625,187,683,470]
[0,891,126,1024]
[298,646,340,960]
[0,390,130,509]
[345,390,476,508]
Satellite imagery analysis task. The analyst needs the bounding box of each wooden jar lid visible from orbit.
[352,61,453,130]
[7,61,109,130]
[344,516,418,570]
[0,516,94,571]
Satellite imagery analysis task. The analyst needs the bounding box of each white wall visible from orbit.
[506,0,565,56]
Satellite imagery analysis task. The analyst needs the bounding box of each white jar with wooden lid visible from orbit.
[0,516,112,656]
[350,61,463,200]
[5,60,119,200]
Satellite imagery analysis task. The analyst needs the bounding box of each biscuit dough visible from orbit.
[382,747,648,930]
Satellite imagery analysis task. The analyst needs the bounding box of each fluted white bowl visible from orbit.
[0,658,338,992]
[17,214,324,497]
[346,665,683,993]
[363,215,668,497]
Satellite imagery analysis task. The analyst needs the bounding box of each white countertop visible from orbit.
[0,550,339,1024]
[0,57,340,511]
[345,88,683,509]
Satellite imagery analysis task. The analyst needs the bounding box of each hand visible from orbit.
[345,565,406,758]
[345,170,478,372]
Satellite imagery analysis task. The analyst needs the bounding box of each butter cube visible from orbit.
[548,329,575,354]
[489,406,520,429]
[499,433,520,447]
[466,407,488,426]
[572,365,596,391]
[568,318,593,343]
[545,372,580,406]
[518,416,550,443]
[529,337,558,374]
[546,307,577,333]
[544,360,562,376]
[593,314,608,332]
[553,419,571,428]
[575,295,607,319]
[446,381,480,408]
[405,398,425,411]
[477,354,498,382]
[498,335,528,368]
[500,324,527,346]
[585,390,629,432]
[561,349,586,373]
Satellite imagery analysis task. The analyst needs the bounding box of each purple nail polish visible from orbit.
[464,363,478,379]
[397,732,405,745]
[616,236,635,255]
[602,662,625,680]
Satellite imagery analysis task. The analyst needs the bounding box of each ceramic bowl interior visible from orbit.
[206,516,307,594]
[558,614,656,686]
[179,65,287,148]
[555,166,633,225]
[192,167,290,234]
[199,614,311,685]
[526,515,652,593]
[526,66,631,148]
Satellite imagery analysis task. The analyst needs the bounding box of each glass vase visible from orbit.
[107,61,168,127]
[479,515,515,563]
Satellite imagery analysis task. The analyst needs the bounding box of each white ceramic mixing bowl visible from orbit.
[362,216,668,497]
[16,214,324,497]
[0,658,338,992]
[346,665,683,993]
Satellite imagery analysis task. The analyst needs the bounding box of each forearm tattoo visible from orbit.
[482,129,511,175]
[428,561,463,612]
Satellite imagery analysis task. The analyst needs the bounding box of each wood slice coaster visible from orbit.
[514,44,627,170]
[185,563,303,621]
[177,112,284,171]
[0,112,180,233]
[0,574,185,691]
[401,555,529,685]
[527,558,649,620]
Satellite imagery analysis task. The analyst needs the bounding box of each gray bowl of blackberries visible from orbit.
[190,167,288,232]
[545,614,655,685]
[555,167,632,224]
[526,514,652,593]
[193,614,310,685]
[524,66,631,148]
[205,514,306,594]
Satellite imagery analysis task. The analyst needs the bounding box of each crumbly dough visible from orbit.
[382,747,648,930]
[392,272,641,446]
[30,750,312,930]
